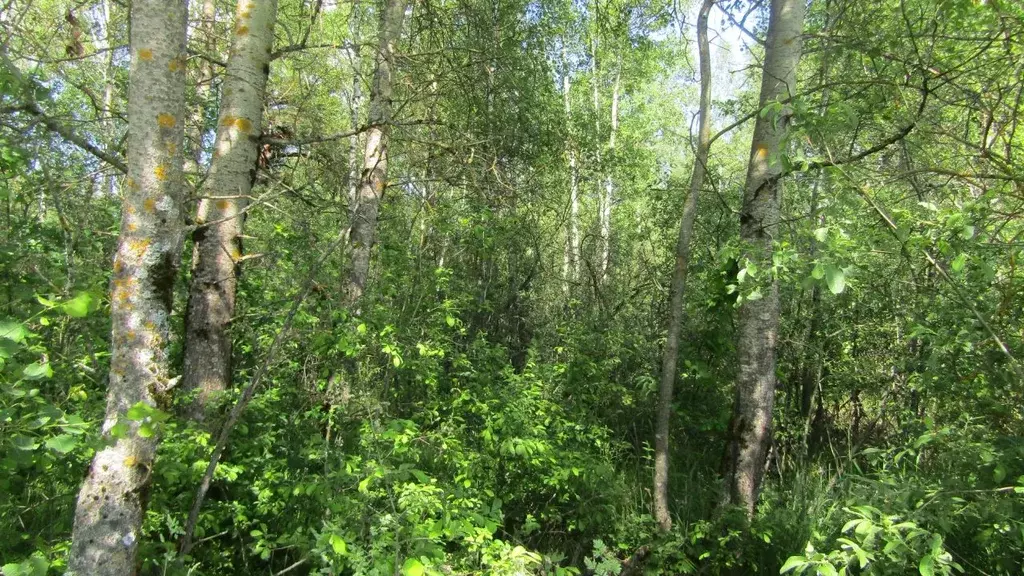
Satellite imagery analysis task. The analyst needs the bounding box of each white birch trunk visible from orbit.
[181,0,278,419]
[67,1,188,573]
[723,0,806,518]
[343,0,409,306]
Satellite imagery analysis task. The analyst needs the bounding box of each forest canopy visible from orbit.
[1,0,1023,574]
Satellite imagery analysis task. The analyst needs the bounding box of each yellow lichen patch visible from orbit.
[234,117,253,133]
[127,221,139,232]
[157,113,176,128]
[216,199,231,211]
[138,48,153,61]
[220,115,237,127]
[124,455,138,467]
[113,258,125,274]
[168,56,185,72]
[143,198,157,213]
[755,145,769,161]
[236,24,249,36]
[154,163,168,181]
[128,238,151,256]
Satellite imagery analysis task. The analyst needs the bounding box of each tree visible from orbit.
[653,0,715,532]
[343,0,411,306]
[721,0,807,518]
[67,1,188,573]
[181,0,279,420]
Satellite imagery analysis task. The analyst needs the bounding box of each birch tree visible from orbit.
[181,0,278,419]
[67,1,187,573]
[722,0,806,518]
[343,0,410,306]
[652,0,715,533]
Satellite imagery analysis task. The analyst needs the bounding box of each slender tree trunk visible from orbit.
[188,0,218,174]
[561,44,579,288]
[599,61,619,283]
[652,0,715,533]
[722,0,806,518]
[67,1,187,573]
[181,0,278,420]
[342,0,409,306]
[347,0,363,204]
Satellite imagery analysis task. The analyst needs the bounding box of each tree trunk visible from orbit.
[599,61,619,284]
[181,0,278,420]
[652,0,715,533]
[67,1,187,573]
[346,0,363,204]
[561,44,580,289]
[187,0,218,174]
[722,0,806,518]
[342,0,409,306]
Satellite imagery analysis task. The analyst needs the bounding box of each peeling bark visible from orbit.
[722,0,806,518]
[652,0,715,533]
[181,0,278,420]
[67,1,188,574]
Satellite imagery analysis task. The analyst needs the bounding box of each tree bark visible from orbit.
[652,0,715,533]
[67,1,187,574]
[347,0,363,204]
[599,60,619,284]
[561,44,580,288]
[342,0,409,306]
[181,0,278,420]
[722,0,806,518]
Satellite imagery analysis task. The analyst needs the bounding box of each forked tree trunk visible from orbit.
[652,0,715,533]
[67,1,187,573]
[722,0,806,518]
[342,0,409,306]
[181,0,278,420]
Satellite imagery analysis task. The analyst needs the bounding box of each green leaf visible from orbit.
[125,402,153,421]
[824,265,845,294]
[0,321,28,343]
[919,554,935,576]
[62,292,95,318]
[817,563,838,576]
[402,558,425,576]
[951,254,967,273]
[780,556,806,574]
[22,362,53,380]
[138,423,155,438]
[445,314,456,327]
[814,227,828,242]
[0,338,18,358]
[45,434,79,454]
[11,434,39,451]
[994,462,1007,483]
[329,533,347,555]
[36,294,57,307]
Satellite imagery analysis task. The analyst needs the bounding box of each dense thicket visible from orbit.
[1,0,1023,574]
